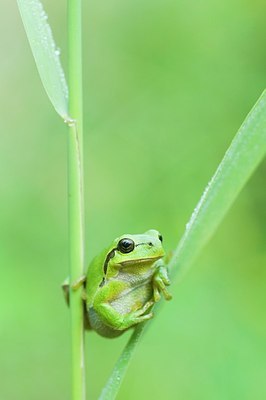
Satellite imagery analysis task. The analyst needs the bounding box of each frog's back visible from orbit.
[85,252,106,306]
[85,254,125,337]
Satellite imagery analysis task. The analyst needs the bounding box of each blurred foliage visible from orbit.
[1,0,266,399]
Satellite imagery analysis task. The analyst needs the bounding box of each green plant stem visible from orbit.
[67,1,85,400]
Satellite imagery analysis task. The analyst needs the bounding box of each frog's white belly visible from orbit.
[110,281,153,315]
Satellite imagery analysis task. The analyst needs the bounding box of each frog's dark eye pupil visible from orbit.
[158,234,163,242]
[118,238,135,253]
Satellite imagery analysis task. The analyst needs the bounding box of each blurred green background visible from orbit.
[1,0,266,399]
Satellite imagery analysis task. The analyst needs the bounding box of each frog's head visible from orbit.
[103,230,165,276]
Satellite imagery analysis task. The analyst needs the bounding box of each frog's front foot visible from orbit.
[72,275,87,291]
[153,266,172,302]
[62,275,87,305]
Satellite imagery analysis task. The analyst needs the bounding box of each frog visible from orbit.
[63,229,172,338]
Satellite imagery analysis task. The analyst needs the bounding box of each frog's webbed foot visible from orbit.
[61,275,87,306]
[120,300,154,329]
[153,265,172,302]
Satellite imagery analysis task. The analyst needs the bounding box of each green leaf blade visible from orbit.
[169,89,266,280]
[100,89,266,400]
[99,325,145,400]
[17,0,69,120]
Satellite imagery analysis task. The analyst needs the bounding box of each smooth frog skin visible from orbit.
[83,229,172,338]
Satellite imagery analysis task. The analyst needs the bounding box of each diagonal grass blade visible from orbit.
[17,0,69,120]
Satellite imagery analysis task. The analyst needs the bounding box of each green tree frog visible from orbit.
[64,229,172,338]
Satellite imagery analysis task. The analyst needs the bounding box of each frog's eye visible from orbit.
[117,238,135,253]
[158,234,163,242]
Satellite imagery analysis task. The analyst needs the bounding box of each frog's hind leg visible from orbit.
[82,296,91,331]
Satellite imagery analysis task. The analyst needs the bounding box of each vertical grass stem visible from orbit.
[67,0,85,399]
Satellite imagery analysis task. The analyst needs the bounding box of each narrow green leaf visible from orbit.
[100,89,266,400]
[169,89,266,280]
[99,325,145,400]
[17,0,69,120]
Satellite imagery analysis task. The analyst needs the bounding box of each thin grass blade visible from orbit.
[99,89,266,400]
[169,89,266,280]
[17,0,69,120]
[99,324,145,400]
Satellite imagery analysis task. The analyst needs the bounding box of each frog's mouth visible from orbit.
[120,256,163,267]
